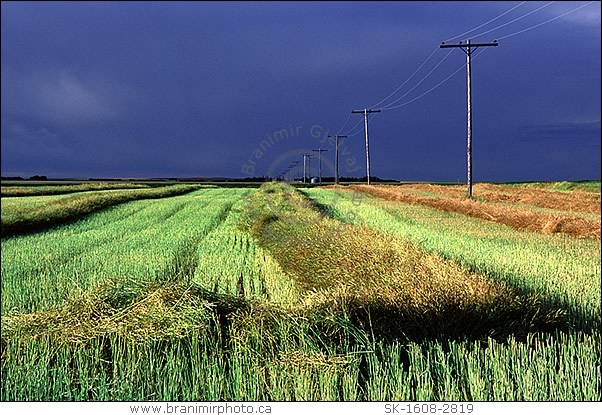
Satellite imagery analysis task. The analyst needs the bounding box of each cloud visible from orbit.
[1,66,133,124]
[30,70,117,122]
[520,120,601,142]
[5,121,66,152]
[546,2,601,27]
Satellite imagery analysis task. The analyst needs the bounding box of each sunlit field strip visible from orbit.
[1,188,247,314]
[2,328,599,401]
[504,180,601,193]
[1,184,204,238]
[0,182,154,197]
[305,188,601,330]
[194,198,300,305]
[0,188,169,213]
[2,192,84,210]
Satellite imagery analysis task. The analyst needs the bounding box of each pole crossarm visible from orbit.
[351,109,382,114]
[440,41,498,48]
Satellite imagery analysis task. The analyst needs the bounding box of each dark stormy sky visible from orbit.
[1,1,600,181]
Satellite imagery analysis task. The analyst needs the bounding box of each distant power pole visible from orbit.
[440,39,498,198]
[302,153,312,184]
[312,148,328,184]
[328,134,348,185]
[352,108,381,185]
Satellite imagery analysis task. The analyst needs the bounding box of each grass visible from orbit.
[1,184,202,237]
[1,183,600,401]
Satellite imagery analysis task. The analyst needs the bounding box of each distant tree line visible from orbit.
[1,175,47,181]
[1,175,398,183]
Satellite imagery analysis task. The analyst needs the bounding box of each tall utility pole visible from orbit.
[302,153,312,184]
[440,39,498,198]
[351,108,381,185]
[328,134,347,185]
[312,148,328,184]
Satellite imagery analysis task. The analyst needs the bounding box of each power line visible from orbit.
[466,1,556,39]
[370,46,440,108]
[496,1,597,40]
[287,161,299,182]
[381,49,454,109]
[382,2,590,111]
[342,117,365,136]
[381,48,488,111]
[329,0,585,168]
[444,1,527,42]
[333,4,539,144]
[345,114,377,137]
[336,112,353,135]
[371,3,529,112]
[379,1,578,113]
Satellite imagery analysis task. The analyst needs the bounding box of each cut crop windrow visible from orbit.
[241,183,566,342]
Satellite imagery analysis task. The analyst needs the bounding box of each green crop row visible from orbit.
[1,184,204,237]
[0,182,156,197]
[193,197,299,305]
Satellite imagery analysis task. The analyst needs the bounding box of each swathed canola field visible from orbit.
[1,182,600,401]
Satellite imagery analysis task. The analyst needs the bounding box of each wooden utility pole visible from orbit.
[312,148,328,184]
[302,153,312,184]
[351,109,381,185]
[440,39,497,198]
[328,134,347,185]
